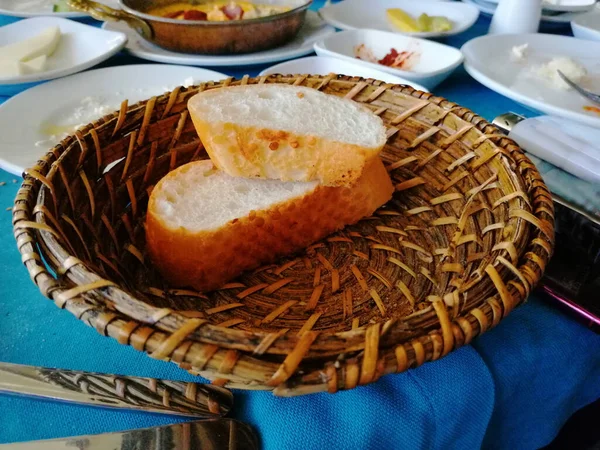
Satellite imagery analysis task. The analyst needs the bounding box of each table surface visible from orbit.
[0,5,599,450]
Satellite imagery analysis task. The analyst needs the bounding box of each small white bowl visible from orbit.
[319,0,479,39]
[0,0,87,18]
[259,55,429,92]
[571,12,600,41]
[0,16,127,95]
[313,29,464,90]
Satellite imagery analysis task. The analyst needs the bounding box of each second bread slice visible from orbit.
[188,84,387,187]
[146,158,394,292]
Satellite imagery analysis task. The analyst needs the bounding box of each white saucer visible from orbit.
[314,29,463,90]
[462,33,600,128]
[0,17,127,93]
[319,0,480,38]
[102,11,336,67]
[0,64,227,176]
[0,0,86,18]
[259,55,429,92]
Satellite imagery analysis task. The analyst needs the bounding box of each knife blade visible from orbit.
[0,362,232,417]
[0,419,258,450]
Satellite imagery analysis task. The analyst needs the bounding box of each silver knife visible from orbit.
[0,419,258,450]
[0,362,232,417]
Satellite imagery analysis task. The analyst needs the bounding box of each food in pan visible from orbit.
[147,1,290,21]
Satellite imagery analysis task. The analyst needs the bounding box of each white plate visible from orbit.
[259,55,429,92]
[482,0,595,13]
[102,11,335,67]
[319,0,480,38]
[0,64,227,175]
[571,11,600,40]
[0,0,86,18]
[314,29,463,90]
[462,33,600,128]
[0,17,127,91]
[463,0,593,23]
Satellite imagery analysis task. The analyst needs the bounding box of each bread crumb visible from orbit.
[5,207,12,211]
[0,182,5,186]
[269,142,279,151]
[296,92,304,98]
[12,179,16,183]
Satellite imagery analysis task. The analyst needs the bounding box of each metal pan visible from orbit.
[68,0,312,55]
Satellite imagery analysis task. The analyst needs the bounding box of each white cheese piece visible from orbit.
[532,56,588,90]
[20,54,48,74]
[0,26,61,63]
[0,60,21,77]
[511,43,529,62]
[0,53,48,77]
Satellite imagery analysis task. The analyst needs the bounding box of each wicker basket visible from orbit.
[13,75,554,396]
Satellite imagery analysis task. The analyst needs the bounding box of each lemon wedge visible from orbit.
[387,9,454,33]
[417,13,432,32]
[386,8,420,33]
[430,16,453,32]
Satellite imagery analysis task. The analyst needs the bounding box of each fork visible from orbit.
[557,70,600,106]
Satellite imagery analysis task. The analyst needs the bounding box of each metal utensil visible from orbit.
[0,362,232,417]
[67,0,311,55]
[0,419,258,450]
[557,69,600,106]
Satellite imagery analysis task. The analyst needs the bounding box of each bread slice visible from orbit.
[146,158,393,292]
[187,85,387,187]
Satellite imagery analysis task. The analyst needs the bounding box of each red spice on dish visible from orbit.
[583,105,600,115]
[354,44,418,71]
[378,48,416,69]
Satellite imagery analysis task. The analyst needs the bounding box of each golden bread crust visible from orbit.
[187,85,387,187]
[146,158,393,292]
[190,118,379,187]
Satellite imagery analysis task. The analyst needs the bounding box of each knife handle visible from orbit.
[0,362,232,417]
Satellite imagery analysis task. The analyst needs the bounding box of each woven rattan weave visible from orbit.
[13,75,554,395]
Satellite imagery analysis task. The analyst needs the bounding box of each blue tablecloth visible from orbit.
[1,6,599,450]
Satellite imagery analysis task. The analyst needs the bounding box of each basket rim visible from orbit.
[13,74,555,390]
